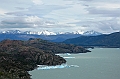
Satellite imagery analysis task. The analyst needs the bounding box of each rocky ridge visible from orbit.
[0,39,66,79]
[0,38,90,79]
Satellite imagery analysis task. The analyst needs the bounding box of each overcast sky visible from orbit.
[0,0,120,33]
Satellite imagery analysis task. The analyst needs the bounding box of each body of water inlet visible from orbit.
[29,48,120,79]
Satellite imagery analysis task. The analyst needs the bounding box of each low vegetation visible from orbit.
[63,32,120,48]
[0,38,90,79]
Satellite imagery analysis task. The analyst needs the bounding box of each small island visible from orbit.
[0,38,90,79]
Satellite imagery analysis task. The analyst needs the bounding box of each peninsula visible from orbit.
[0,38,90,79]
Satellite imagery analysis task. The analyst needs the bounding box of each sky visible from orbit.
[0,0,120,33]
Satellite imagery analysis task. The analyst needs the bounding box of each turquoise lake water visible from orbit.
[29,48,120,79]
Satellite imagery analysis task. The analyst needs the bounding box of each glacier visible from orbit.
[37,64,79,70]
[63,57,75,59]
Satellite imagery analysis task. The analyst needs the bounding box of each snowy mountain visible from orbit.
[63,32,120,47]
[1,30,21,34]
[56,30,84,35]
[23,30,56,35]
[56,30,102,36]
[0,30,102,36]
[83,30,102,36]
[72,30,84,34]
[0,30,102,42]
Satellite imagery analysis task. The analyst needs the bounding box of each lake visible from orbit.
[29,48,120,79]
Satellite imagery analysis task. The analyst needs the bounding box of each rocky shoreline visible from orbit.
[0,39,90,79]
[0,52,66,79]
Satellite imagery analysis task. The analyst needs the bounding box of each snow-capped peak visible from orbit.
[23,30,56,35]
[83,30,102,36]
[72,30,84,34]
[38,30,56,35]
[56,32,65,35]
[1,30,21,34]
[0,30,102,36]
[56,30,84,35]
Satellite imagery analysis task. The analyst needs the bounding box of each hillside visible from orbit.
[63,32,120,48]
[26,38,90,53]
[0,39,66,79]
[0,38,90,79]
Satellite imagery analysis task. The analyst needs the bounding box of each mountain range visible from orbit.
[0,30,102,36]
[1,30,120,48]
[63,32,120,48]
[0,30,102,42]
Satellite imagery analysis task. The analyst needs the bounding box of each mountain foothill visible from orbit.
[63,32,120,48]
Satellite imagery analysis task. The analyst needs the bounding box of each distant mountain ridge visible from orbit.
[0,30,102,36]
[63,32,120,48]
[0,30,102,42]
[83,30,102,36]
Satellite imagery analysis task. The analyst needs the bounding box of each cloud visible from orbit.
[78,0,93,1]
[0,17,73,33]
[32,0,43,5]
[0,0,120,33]
[5,4,70,17]
[65,17,120,33]
[87,7,120,17]
[0,8,7,15]
[86,2,120,17]
[64,0,93,2]
[15,7,27,10]
[91,20,120,33]
[0,15,74,32]
[0,16,58,28]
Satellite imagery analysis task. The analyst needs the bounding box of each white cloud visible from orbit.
[0,0,120,33]
[0,8,7,15]
[32,0,43,5]
[82,1,120,18]
[95,3,120,10]
[0,16,62,29]
[80,18,120,33]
